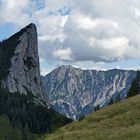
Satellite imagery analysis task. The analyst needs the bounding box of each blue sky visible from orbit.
[0,23,15,40]
[0,0,140,75]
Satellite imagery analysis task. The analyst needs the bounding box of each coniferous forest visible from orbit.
[127,70,140,98]
[0,88,72,140]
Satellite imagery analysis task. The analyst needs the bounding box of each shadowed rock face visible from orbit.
[0,23,42,97]
[42,65,136,120]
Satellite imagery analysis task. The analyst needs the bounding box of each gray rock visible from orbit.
[42,65,136,120]
[1,23,42,97]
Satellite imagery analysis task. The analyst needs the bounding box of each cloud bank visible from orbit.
[0,0,140,74]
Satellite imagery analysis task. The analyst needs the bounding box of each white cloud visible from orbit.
[41,68,52,76]
[60,0,140,63]
[74,13,119,30]
[0,0,30,26]
[101,37,129,49]
[134,8,140,18]
[88,37,131,61]
[53,48,73,61]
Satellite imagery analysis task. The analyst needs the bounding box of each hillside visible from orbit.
[0,88,72,140]
[41,94,140,140]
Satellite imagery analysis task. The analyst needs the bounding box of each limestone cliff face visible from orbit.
[0,23,42,97]
[42,65,136,120]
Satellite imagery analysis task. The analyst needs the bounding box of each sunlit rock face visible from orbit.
[42,65,136,120]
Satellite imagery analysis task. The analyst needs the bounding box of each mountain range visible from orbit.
[0,23,138,140]
[42,65,136,120]
[0,22,136,121]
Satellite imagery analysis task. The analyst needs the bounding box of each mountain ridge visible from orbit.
[42,65,136,120]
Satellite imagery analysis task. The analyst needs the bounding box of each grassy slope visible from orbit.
[41,95,140,140]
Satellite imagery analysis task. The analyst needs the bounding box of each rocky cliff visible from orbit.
[0,24,73,136]
[0,23,42,97]
[42,65,136,120]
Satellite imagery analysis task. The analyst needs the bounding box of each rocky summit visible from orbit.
[0,23,42,97]
[42,65,136,120]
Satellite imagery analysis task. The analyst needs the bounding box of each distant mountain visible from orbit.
[42,65,136,120]
[42,94,140,140]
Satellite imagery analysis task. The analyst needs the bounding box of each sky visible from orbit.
[0,0,140,75]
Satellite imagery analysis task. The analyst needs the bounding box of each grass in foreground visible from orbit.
[41,94,140,140]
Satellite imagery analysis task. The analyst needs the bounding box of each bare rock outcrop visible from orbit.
[0,23,42,97]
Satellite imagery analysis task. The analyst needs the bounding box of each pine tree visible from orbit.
[94,104,100,111]
[114,93,121,103]
[109,98,114,105]
[127,70,140,98]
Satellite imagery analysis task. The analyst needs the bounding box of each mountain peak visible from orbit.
[0,23,42,97]
[26,23,36,28]
[58,65,75,69]
[22,23,37,33]
[42,67,136,120]
[7,23,37,41]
